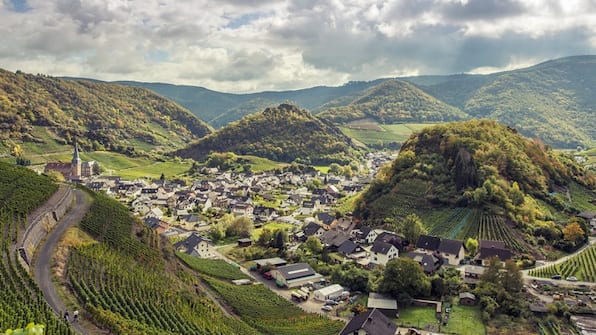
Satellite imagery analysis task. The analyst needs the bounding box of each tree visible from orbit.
[11,144,23,158]
[502,260,523,293]
[563,222,585,244]
[509,182,524,206]
[257,228,273,247]
[401,214,427,245]
[303,235,323,254]
[465,237,479,256]
[379,258,430,299]
[328,163,341,175]
[160,173,165,181]
[226,216,253,238]
[272,229,288,249]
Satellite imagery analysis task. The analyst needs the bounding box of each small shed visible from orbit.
[237,238,252,247]
[253,257,287,270]
[367,292,398,317]
[458,292,477,305]
[313,284,345,301]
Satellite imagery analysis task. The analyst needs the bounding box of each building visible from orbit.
[174,233,212,258]
[303,221,325,238]
[253,257,287,270]
[438,239,465,265]
[404,252,441,275]
[339,308,397,335]
[463,265,485,288]
[415,235,441,253]
[369,241,399,267]
[367,292,398,317]
[270,263,323,288]
[458,292,477,305]
[313,284,345,301]
[475,240,513,266]
[44,142,98,180]
[237,238,252,247]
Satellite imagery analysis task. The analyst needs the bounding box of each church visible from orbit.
[44,142,98,181]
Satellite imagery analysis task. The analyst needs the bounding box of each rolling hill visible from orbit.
[354,120,595,256]
[317,79,468,123]
[0,69,212,156]
[175,103,361,165]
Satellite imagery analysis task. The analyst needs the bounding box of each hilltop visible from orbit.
[175,103,360,165]
[354,120,595,256]
[0,69,211,156]
[317,79,468,123]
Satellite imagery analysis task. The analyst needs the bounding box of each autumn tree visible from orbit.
[465,237,479,256]
[563,222,585,245]
[401,213,427,245]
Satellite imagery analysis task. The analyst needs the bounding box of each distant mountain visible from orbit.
[118,80,384,127]
[317,79,468,123]
[0,69,211,155]
[175,103,360,165]
[354,120,595,255]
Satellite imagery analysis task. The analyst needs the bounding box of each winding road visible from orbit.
[34,188,90,335]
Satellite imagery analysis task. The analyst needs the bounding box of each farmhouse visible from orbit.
[369,241,399,267]
[271,263,323,288]
[174,233,212,258]
[438,238,465,265]
[476,240,513,266]
[339,308,397,335]
[367,292,398,317]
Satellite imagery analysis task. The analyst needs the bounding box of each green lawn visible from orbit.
[395,304,484,335]
[340,123,437,147]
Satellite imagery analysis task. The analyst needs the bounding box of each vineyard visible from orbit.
[528,244,596,282]
[475,215,529,253]
[0,162,71,334]
[203,276,344,335]
[427,207,473,239]
[176,252,249,280]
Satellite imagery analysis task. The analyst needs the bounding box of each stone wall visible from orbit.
[18,186,74,271]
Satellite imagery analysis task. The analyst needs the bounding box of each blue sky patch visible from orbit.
[4,0,31,12]
[225,12,263,29]
[145,50,170,63]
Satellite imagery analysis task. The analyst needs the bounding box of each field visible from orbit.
[0,163,72,334]
[340,121,436,147]
[395,304,484,335]
[528,244,596,282]
[176,252,249,280]
[252,222,297,240]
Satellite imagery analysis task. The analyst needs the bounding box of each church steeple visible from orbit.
[71,141,82,179]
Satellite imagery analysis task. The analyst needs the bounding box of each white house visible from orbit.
[174,233,213,258]
[369,241,399,267]
[438,239,465,266]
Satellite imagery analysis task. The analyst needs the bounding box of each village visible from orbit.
[70,150,596,335]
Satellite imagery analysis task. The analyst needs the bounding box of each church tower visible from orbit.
[71,141,82,179]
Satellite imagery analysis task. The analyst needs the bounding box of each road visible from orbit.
[34,189,91,335]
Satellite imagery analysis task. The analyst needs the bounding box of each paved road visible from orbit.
[34,189,90,335]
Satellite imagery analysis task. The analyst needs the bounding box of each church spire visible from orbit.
[71,141,82,179]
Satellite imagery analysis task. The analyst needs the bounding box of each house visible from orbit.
[404,252,441,275]
[174,233,212,258]
[415,235,441,253]
[354,226,378,244]
[578,211,596,232]
[476,240,513,266]
[463,265,485,288]
[339,308,397,335]
[367,293,398,318]
[458,292,477,305]
[332,218,354,232]
[375,231,406,252]
[320,230,350,250]
[253,206,276,222]
[146,207,164,219]
[313,284,345,301]
[300,201,316,215]
[270,263,323,288]
[231,203,253,217]
[303,222,325,238]
[237,238,252,247]
[438,239,465,265]
[337,240,364,258]
[369,241,399,267]
[316,212,335,226]
[144,217,169,235]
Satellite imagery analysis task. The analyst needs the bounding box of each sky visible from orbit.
[1,0,596,93]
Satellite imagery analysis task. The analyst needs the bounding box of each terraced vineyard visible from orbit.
[0,162,72,334]
[528,244,596,282]
[428,207,472,238]
[476,215,529,253]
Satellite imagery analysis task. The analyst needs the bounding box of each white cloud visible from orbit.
[0,0,595,92]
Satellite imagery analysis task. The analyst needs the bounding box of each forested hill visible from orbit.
[354,120,595,253]
[0,69,212,155]
[317,79,468,123]
[175,103,361,165]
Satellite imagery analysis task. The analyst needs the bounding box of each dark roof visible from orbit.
[316,212,335,225]
[174,233,209,254]
[320,230,350,248]
[340,308,397,335]
[371,241,396,255]
[359,225,373,237]
[438,239,463,255]
[478,247,513,261]
[479,240,506,249]
[404,252,440,274]
[275,263,316,280]
[303,222,323,236]
[415,235,441,251]
[529,303,548,313]
[578,211,596,219]
[338,240,360,255]
[375,232,405,251]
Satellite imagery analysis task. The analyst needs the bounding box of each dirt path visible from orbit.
[34,189,91,335]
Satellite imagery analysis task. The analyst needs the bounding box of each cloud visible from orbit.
[0,0,595,92]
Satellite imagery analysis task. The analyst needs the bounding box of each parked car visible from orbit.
[566,276,578,282]
[325,300,338,306]
[321,305,333,311]
[551,275,562,280]
[263,272,273,280]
